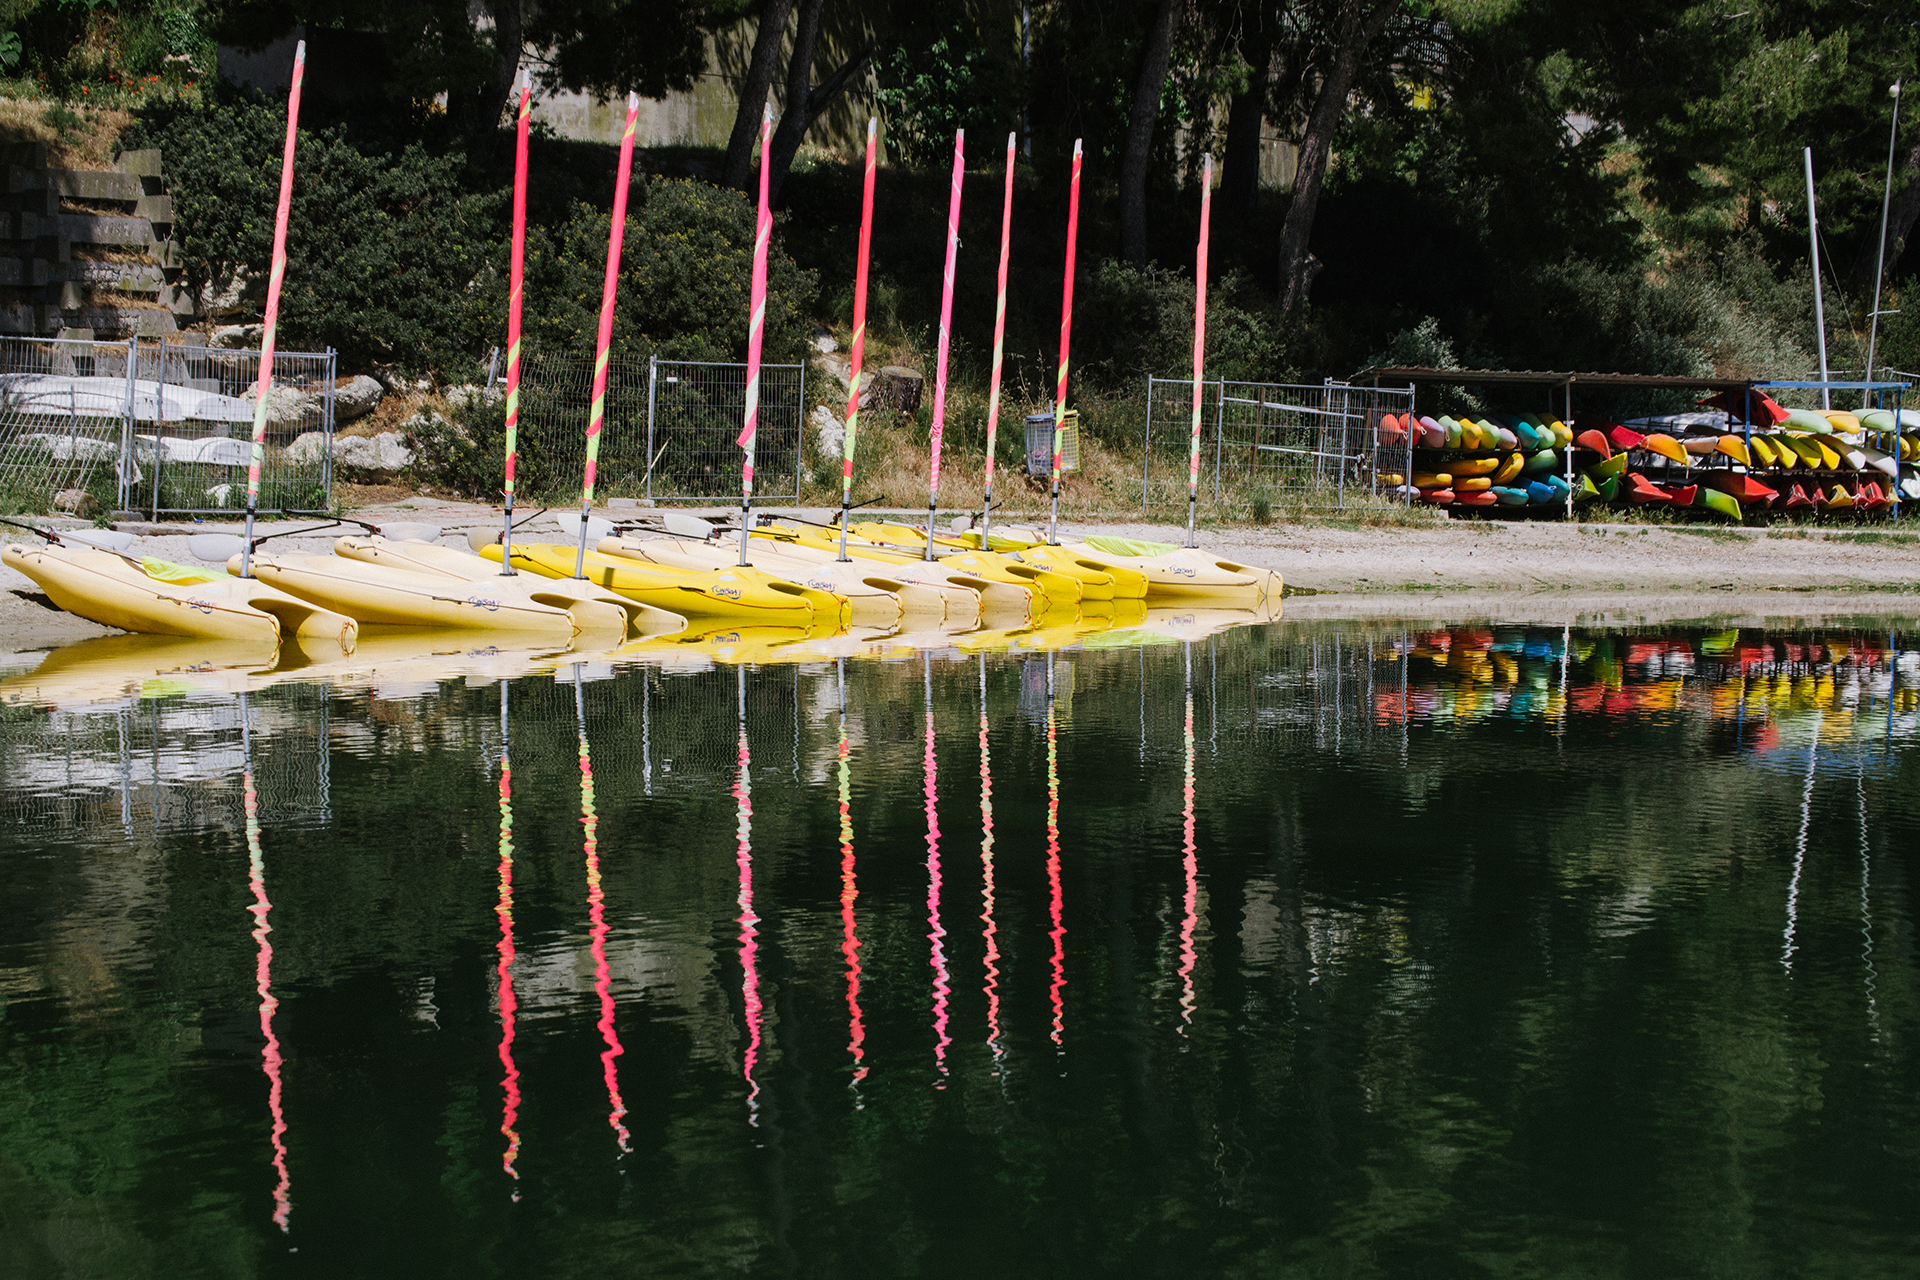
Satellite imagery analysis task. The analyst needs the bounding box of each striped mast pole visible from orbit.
[1047,139,1082,546]
[978,131,1015,552]
[736,105,774,567]
[239,40,305,579]
[572,93,640,579]
[499,70,531,575]
[1185,154,1212,548]
[924,129,965,560]
[836,119,878,562]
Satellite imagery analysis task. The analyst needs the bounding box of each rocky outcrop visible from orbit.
[285,430,413,472]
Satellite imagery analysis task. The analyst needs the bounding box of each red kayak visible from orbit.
[1575,429,1613,458]
[1453,489,1498,507]
[1663,484,1699,506]
[1422,487,1455,505]
[1610,425,1648,450]
[1783,484,1814,512]
[1624,472,1672,504]
[1705,473,1778,503]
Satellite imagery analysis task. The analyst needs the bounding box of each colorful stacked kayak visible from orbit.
[1405,413,1573,513]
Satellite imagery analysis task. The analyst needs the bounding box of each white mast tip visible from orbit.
[628,92,639,110]
[294,39,306,59]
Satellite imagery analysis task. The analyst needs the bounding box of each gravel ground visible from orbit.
[5,499,1918,657]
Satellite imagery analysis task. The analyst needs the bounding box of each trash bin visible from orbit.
[1025,409,1079,477]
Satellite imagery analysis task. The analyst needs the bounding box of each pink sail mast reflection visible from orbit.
[575,667,630,1152]
[495,682,523,1193]
[978,654,1003,1069]
[836,660,867,1092]
[240,696,291,1231]
[734,668,765,1124]
[925,657,951,1080]
[1177,644,1199,1033]
[1046,658,1066,1050]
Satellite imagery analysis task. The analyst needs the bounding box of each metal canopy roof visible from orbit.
[1353,366,1761,392]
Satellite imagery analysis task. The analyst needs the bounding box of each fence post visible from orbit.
[321,348,337,512]
[1335,381,1347,510]
[645,354,658,503]
[121,336,138,515]
[1404,384,1415,507]
[1208,376,1220,504]
[1141,374,1154,512]
[795,358,805,502]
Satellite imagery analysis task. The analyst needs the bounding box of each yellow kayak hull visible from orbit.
[243,551,581,636]
[484,541,850,628]
[332,536,685,638]
[1060,542,1282,601]
[843,520,1108,601]
[597,535,943,628]
[754,528,1039,618]
[5,543,358,650]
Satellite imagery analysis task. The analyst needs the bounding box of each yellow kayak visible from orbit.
[598,534,962,628]
[848,521,1109,600]
[484,540,850,629]
[242,550,582,637]
[1014,545,1148,599]
[1061,541,1282,602]
[4,542,358,650]
[332,536,685,638]
[752,531,1033,620]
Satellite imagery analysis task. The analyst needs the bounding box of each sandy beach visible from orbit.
[5,500,1918,654]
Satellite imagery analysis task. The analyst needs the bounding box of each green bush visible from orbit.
[128,100,501,372]
[492,179,818,368]
[1072,259,1294,389]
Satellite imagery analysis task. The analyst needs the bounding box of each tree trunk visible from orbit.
[1118,0,1182,264]
[448,0,524,146]
[1277,0,1397,312]
[723,0,796,192]
[1850,140,1920,304]
[1221,19,1273,221]
[765,0,868,204]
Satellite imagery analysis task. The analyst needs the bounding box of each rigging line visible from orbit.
[1782,712,1822,974]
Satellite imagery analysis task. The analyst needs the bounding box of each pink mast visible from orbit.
[499,71,532,574]
[239,40,305,578]
[736,105,775,566]
[1186,154,1213,548]
[923,130,965,559]
[836,119,879,562]
[1047,140,1083,545]
[571,92,641,578]
[978,132,1016,551]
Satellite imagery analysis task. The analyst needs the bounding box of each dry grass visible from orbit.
[0,99,133,170]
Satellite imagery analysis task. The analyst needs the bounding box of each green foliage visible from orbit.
[0,29,20,67]
[872,13,1014,167]
[129,99,501,371]
[495,178,817,368]
[1072,259,1294,388]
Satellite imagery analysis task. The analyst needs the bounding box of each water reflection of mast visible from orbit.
[979,652,1004,1070]
[925,654,951,1081]
[1046,655,1066,1050]
[241,693,292,1231]
[836,659,867,1094]
[495,681,523,1195]
[1782,711,1823,974]
[576,665,630,1151]
[735,666,765,1124]
[1177,644,1199,1034]
[1859,761,1879,1038]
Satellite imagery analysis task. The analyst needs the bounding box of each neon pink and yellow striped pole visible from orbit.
[736,104,774,567]
[978,131,1016,552]
[239,40,305,579]
[499,70,531,576]
[1186,154,1213,548]
[1047,139,1083,546]
[572,93,640,579]
[836,118,878,562]
[924,129,965,560]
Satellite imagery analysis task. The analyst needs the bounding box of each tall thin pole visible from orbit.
[979,132,1016,552]
[925,130,965,560]
[1048,139,1083,545]
[240,40,305,579]
[1186,154,1213,548]
[737,105,775,567]
[1804,147,1832,410]
[573,93,641,579]
[837,119,879,562]
[500,71,531,575]
[1866,81,1904,403]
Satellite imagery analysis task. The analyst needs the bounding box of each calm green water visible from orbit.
[4,618,1920,1278]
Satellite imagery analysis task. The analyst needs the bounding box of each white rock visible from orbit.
[443,383,502,409]
[240,383,319,432]
[332,374,384,423]
[372,432,413,470]
[813,333,838,354]
[810,404,844,459]
[210,322,262,348]
[285,431,330,464]
[206,483,233,505]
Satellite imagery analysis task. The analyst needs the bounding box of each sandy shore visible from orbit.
[5,499,1918,655]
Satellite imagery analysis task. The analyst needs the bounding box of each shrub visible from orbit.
[1071,259,1295,389]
